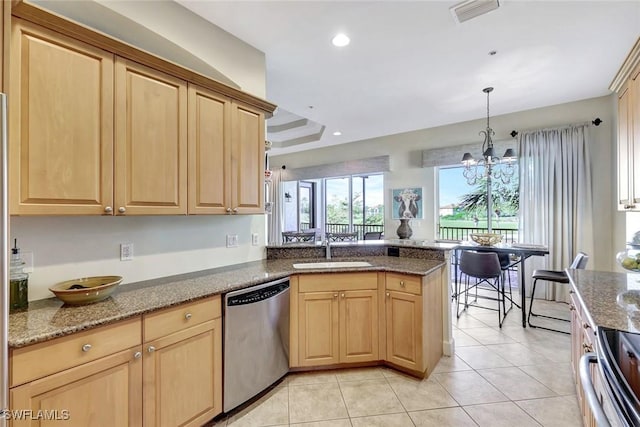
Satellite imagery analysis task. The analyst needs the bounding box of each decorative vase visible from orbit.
[396,219,413,239]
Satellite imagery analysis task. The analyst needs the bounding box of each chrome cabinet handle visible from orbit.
[134,351,142,359]
[624,204,636,209]
[233,207,238,213]
[185,313,192,320]
[386,292,390,297]
[341,293,345,298]
[226,208,232,213]
[400,281,405,287]
[104,206,113,213]
[333,293,338,298]
[147,346,156,353]
[118,207,126,213]
[82,344,92,352]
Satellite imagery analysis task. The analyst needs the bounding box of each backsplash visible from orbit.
[11,215,267,301]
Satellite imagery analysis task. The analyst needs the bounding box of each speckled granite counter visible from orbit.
[9,256,445,348]
[567,268,640,333]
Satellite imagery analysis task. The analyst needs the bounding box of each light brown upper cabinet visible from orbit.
[115,58,188,215]
[613,38,640,211]
[8,4,276,216]
[229,102,265,214]
[188,84,265,215]
[9,18,115,215]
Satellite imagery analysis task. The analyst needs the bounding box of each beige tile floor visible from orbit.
[208,297,582,427]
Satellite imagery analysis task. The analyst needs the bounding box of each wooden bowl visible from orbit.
[470,233,503,246]
[49,276,123,305]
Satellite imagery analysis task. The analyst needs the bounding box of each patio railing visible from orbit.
[438,226,518,243]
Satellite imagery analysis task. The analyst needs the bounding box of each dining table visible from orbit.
[453,241,550,327]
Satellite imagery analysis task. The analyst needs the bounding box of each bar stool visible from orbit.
[527,252,589,333]
[457,250,512,328]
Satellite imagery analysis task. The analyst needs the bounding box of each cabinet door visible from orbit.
[10,347,142,427]
[187,84,231,214]
[10,19,114,215]
[230,102,265,214]
[632,67,640,205]
[298,291,340,366]
[339,290,378,363]
[618,82,632,209]
[385,290,423,372]
[115,57,187,215]
[143,320,222,427]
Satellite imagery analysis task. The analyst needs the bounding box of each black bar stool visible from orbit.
[527,252,589,333]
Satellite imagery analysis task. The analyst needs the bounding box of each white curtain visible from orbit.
[267,169,284,245]
[519,124,594,302]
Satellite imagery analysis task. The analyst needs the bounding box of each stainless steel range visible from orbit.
[223,278,290,413]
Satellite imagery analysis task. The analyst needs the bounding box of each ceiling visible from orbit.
[178,1,640,156]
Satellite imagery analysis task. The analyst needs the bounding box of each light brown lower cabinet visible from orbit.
[294,273,379,367]
[570,291,598,427]
[290,269,443,377]
[385,271,443,375]
[9,296,222,427]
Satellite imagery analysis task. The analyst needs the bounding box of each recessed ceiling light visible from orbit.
[332,33,350,47]
[333,131,342,136]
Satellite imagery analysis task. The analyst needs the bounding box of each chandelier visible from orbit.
[461,87,516,185]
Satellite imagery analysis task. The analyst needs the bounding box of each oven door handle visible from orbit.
[580,352,612,427]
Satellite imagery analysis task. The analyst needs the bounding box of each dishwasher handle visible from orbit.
[580,352,612,427]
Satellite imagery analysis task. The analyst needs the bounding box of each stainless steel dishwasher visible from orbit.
[223,277,290,412]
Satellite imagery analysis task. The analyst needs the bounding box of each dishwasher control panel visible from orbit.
[226,281,289,306]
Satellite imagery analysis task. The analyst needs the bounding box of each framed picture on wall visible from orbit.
[391,187,423,219]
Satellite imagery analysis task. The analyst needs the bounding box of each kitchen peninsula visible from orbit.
[7,240,452,426]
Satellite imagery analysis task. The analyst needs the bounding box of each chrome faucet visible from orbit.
[325,239,332,260]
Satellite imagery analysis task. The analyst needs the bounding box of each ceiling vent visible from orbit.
[450,0,500,24]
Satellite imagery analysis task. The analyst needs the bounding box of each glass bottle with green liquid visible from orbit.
[10,239,28,312]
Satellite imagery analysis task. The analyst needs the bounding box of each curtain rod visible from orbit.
[509,117,602,138]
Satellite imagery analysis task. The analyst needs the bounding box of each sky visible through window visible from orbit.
[439,166,472,206]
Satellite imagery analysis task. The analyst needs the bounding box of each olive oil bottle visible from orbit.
[9,239,28,312]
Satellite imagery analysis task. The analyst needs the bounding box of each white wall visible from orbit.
[271,95,618,272]
[11,215,266,301]
[12,2,270,301]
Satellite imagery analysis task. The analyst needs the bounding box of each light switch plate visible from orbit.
[226,235,239,248]
[120,243,133,261]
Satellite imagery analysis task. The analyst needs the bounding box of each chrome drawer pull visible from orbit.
[185,313,192,320]
[148,346,156,353]
[134,351,142,359]
[81,344,92,352]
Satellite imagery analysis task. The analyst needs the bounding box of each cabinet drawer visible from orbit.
[298,272,378,292]
[386,273,422,295]
[10,317,141,387]
[144,296,221,342]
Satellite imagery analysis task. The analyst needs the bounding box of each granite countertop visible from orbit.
[266,239,458,250]
[567,268,640,333]
[9,256,445,348]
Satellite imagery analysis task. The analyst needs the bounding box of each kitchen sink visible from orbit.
[292,261,373,269]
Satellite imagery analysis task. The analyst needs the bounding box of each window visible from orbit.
[437,165,519,242]
[283,173,384,239]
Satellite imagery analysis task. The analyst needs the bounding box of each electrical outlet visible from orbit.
[22,251,34,273]
[226,235,239,248]
[120,243,134,261]
[252,233,259,246]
